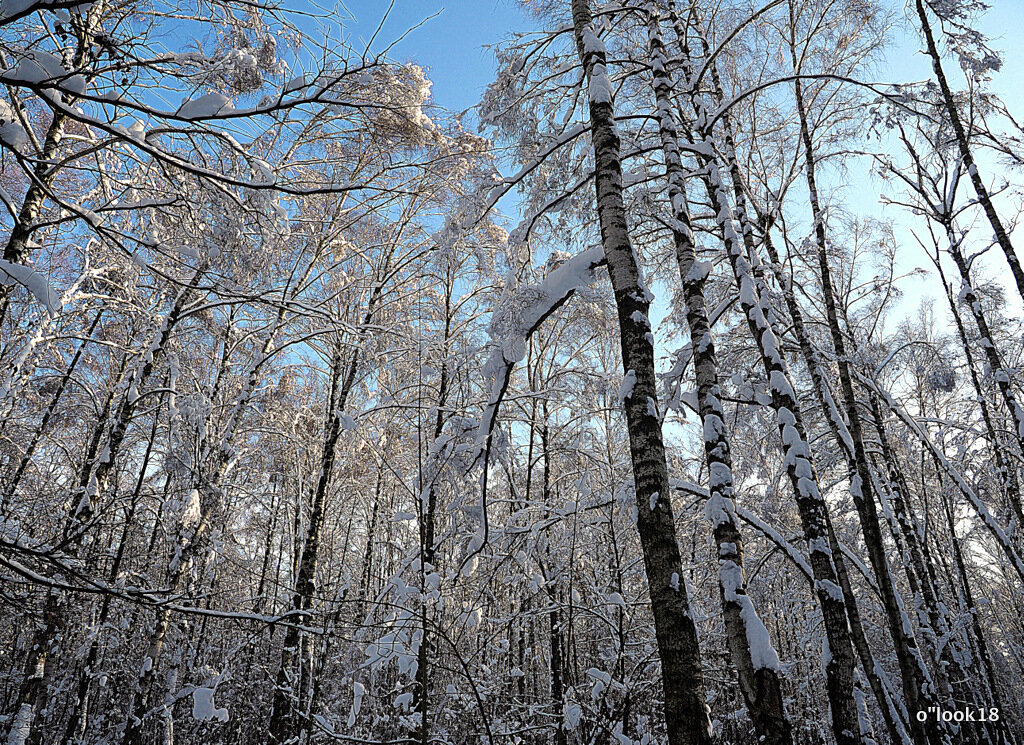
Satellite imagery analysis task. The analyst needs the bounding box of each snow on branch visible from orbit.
[475,245,606,458]
[858,371,1024,583]
[0,259,60,314]
[673,478,813,584]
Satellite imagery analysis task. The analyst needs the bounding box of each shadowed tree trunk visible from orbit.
[788,28,950,740]
[645,8,793,744]
[569,2,711,742]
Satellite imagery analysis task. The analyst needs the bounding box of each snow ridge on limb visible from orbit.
[0,0,90,26]
[0,259,60,314]
[475,245,605,457]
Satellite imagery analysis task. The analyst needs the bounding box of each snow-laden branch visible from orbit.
[0,540,323,632]
[475,245,606,459]
[0,259,59,314]
[857,371,1024,583]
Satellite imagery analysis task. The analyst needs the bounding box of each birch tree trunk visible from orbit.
[662,7,864,742]
[63,401,163,745]
[414,272,454,745]
[267,345,349,744]
[570,2,711,741]
[756,220,909,744]
[645,11,792,744]
[0,2,103,326]
[913,0,1024,305]
[937,268,1023,533]
[268,280,383,743]
[940,217,1024,526]
[5,269,202,745]
[786,20,951,740]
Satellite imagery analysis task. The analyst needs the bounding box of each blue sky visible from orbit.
[339,0,529,114]
[337,1,1024,117]
[334,0,1023,322]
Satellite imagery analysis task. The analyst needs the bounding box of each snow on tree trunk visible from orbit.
[645,9,792,744]
[913,0,1024,307]
[942,219,1024,526]
[786,17,951,740]
[571,2,711,742]
[666,6,864,742]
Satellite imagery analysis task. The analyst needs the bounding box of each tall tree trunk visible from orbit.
[63,400,163,744]
[787,25,949,740]
[756,219,910,745]
[570,3,711,742]
[0,3,103,325]
[121,497,213,745]
[121,290,306,745]
[6,270,201,745]
[664,5,869,741]
[268,278,383,743]
[541,406,567,745]
[940,217,1024,527]
[267,345,348,743]
[938,268,1022,535]
[913,0,1024,305]
[646,10,793,744]
[414,290,453,745]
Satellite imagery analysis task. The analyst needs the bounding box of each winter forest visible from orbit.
[2,0,1024,741]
